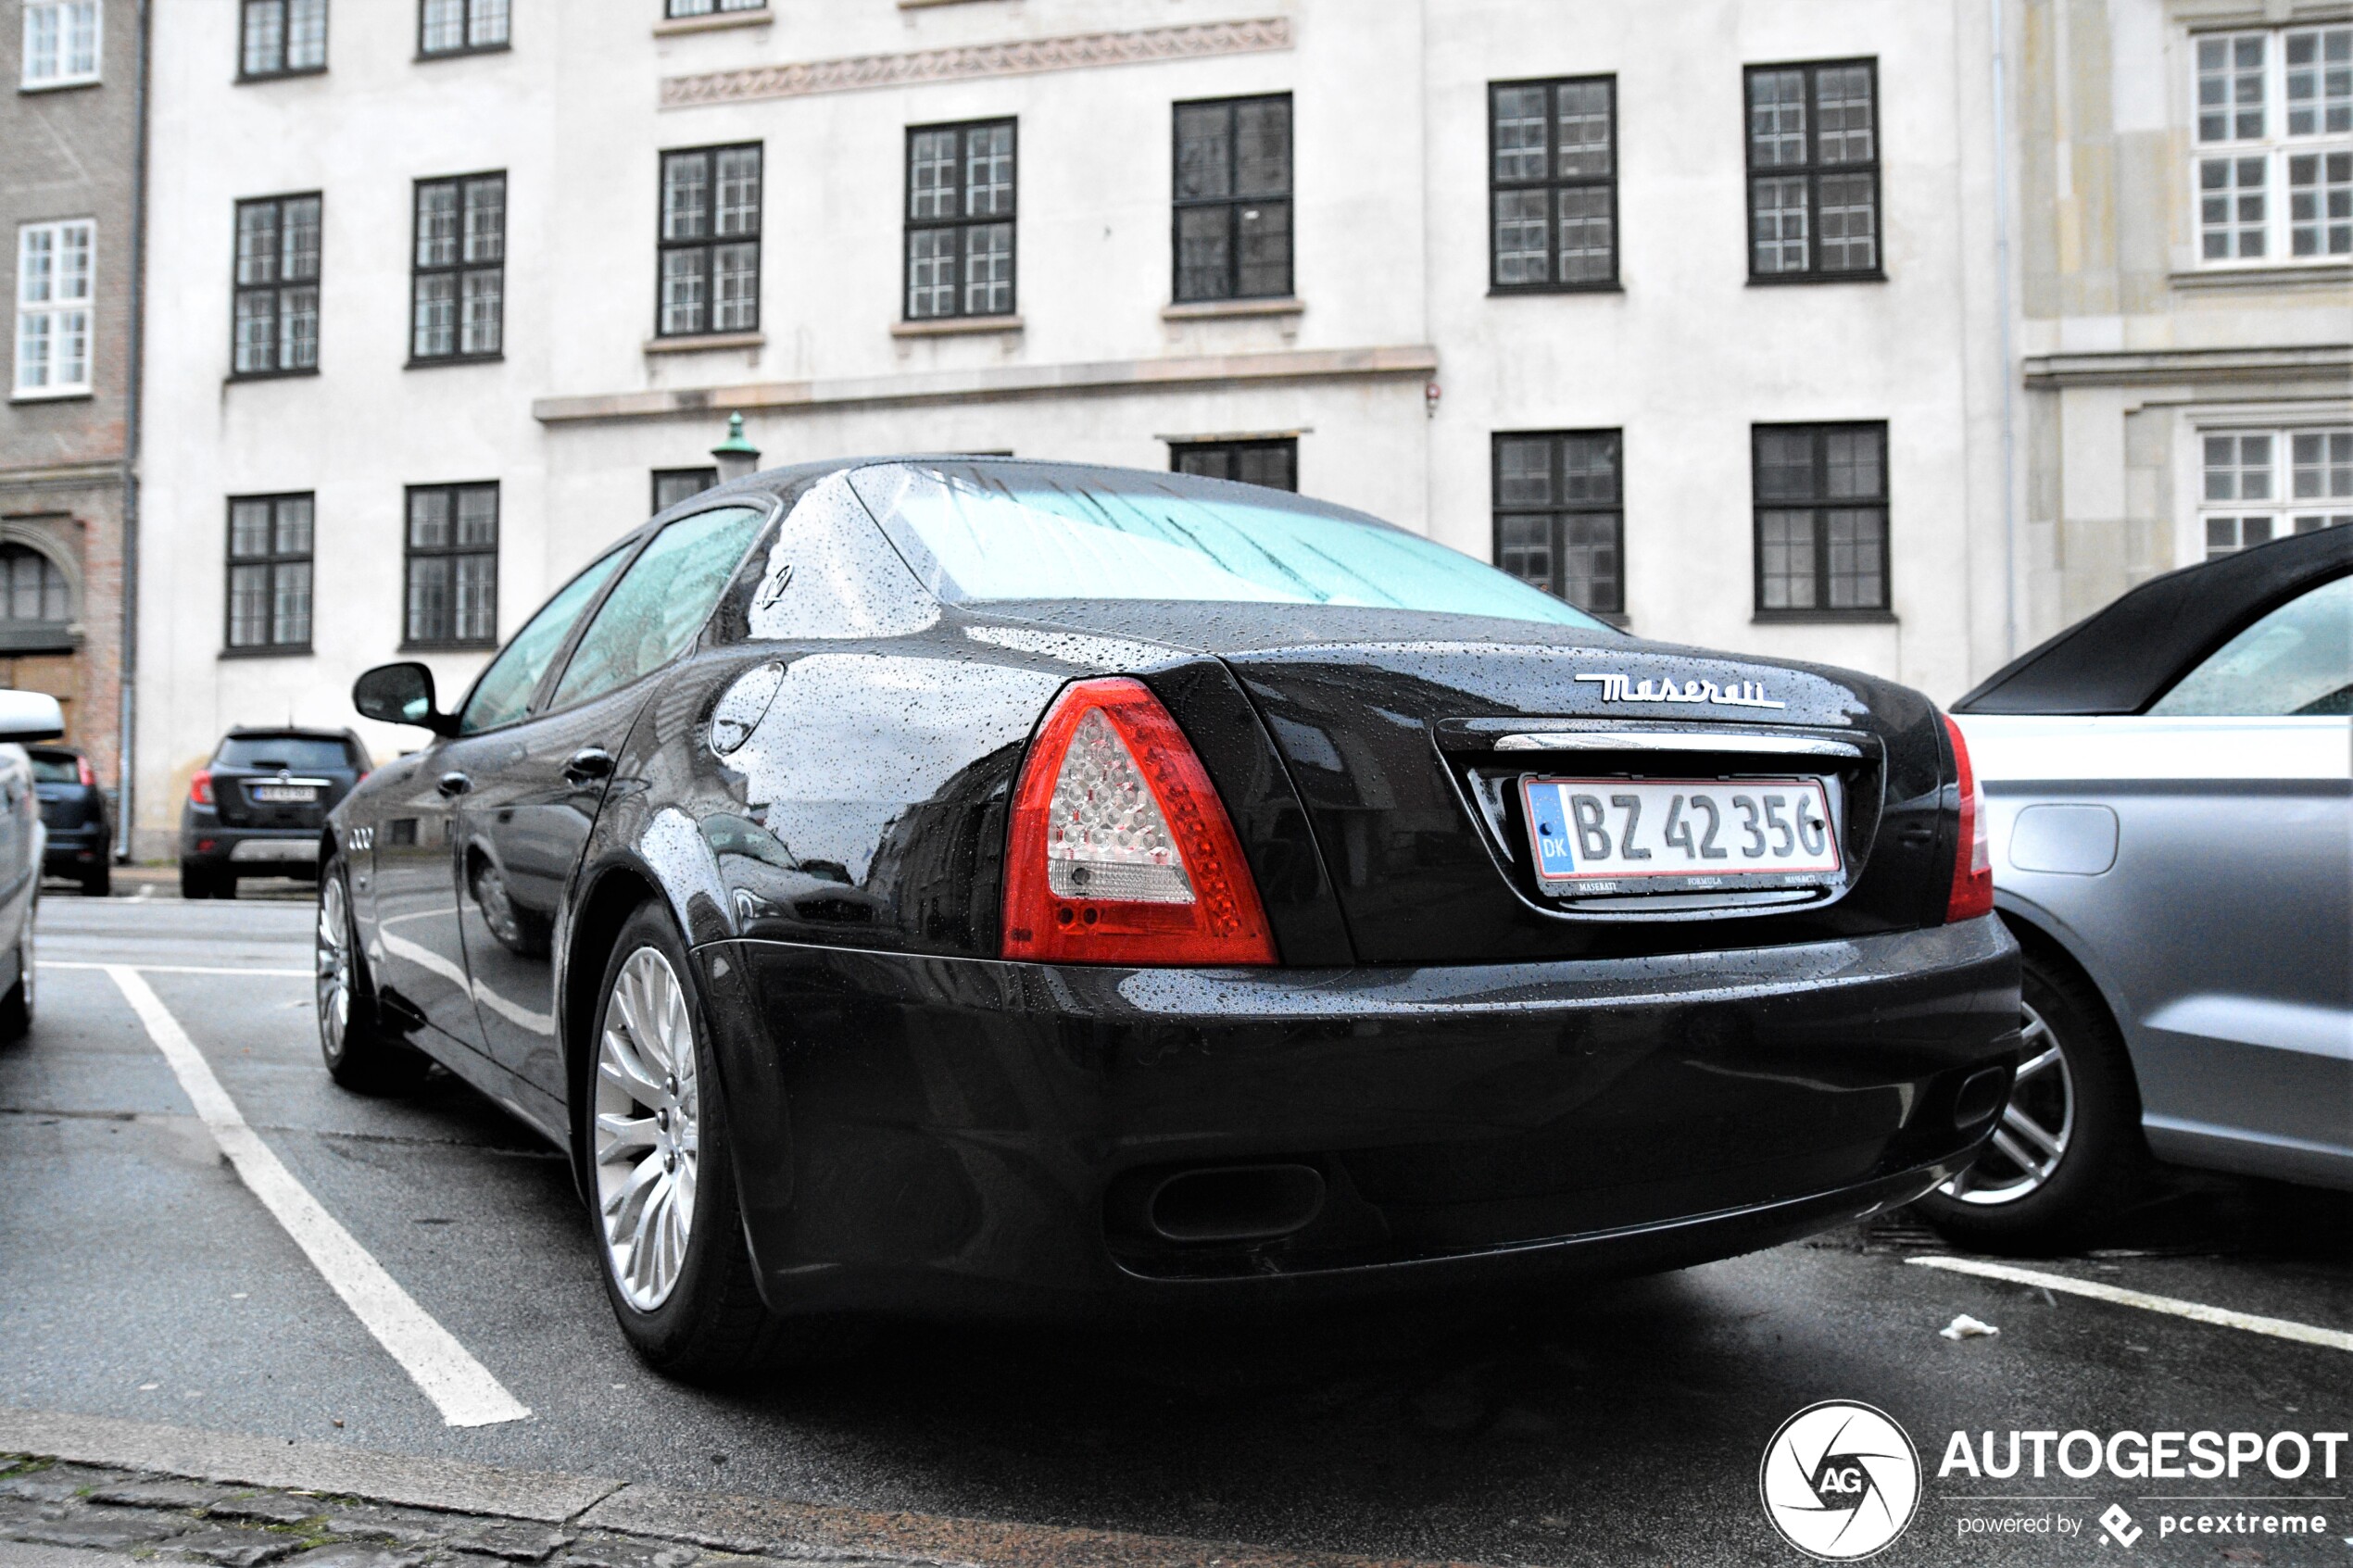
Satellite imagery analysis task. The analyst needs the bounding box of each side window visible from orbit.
[2149,574,2353,716]
[546,506,767,711]
[459,546,630,735]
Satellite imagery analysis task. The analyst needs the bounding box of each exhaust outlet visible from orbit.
[1147,1163,1326,1244]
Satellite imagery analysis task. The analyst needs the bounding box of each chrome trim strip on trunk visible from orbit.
[1492,732,1864,759]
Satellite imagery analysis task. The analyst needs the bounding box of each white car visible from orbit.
[0,689,65,1040]
[1919,527,2351,1251]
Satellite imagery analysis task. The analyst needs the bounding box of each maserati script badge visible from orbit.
[1575,672,1786,709]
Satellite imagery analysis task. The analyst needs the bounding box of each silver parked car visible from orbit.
[1914,527,2351,1250]
[0,689,66,1041]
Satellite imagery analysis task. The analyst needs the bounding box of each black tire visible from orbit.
[317,858,429,1095]
[81,862,110,897]
[217,872,240,900]
[1912,947,2147,1254]
[180,863,212,899]
[0,904,32,1043]
[583,903,841,1383]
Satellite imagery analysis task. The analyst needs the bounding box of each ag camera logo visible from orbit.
[1760,1400,1922,1560]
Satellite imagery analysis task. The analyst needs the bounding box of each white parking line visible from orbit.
[1907,1255,2353,1355]
[103,965,532,1427]
[44,961,310,977]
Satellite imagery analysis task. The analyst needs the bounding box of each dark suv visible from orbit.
[180,728,371,899]
[29,745,109,896]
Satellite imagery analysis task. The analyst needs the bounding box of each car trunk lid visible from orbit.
[1218,629,1954,964]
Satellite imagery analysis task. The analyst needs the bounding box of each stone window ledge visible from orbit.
[2171,263,2351,292]
[654,9,772,36]
[644,332,766,355]
[1161,296,1304,321]
[890,315,1024,339]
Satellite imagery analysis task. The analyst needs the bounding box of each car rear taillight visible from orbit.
[1002,677,1276,966]
[77,755,95,786]
[1944,715,1993,923]
[189,769,214,808]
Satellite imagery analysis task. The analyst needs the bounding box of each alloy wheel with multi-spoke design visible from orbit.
[594,947,702,1312]
[1940,999,2073,1206]
[316,874,353,1061]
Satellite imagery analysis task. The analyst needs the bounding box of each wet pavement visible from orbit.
[6,895,2349,1566]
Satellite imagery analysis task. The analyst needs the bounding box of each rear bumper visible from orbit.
[698,916,2020,1321]
[42,822,107,869]
[179,822,321,873]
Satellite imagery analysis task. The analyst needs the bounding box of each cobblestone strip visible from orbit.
[0,1411,1471,1568]
[0,1458,794,1568]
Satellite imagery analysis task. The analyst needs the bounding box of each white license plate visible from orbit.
[1521,776,1841,888]
[230,838,320,863]
[250,785,317,804]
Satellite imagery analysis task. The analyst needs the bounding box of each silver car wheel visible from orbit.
[316,875,351,1058]
[1940,999,2073,1206]
[594,946,700,1312]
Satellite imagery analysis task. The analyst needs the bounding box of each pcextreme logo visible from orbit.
[1759,1400,1923,1561]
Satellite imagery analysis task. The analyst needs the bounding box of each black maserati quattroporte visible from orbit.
[322,458,2020,1376]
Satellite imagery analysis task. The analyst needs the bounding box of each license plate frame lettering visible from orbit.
[1520,775,1843,896]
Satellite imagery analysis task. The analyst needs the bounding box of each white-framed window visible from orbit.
[14,220,94,397]
[2193,26,2353,265]
[20,0,101,88]
[2199,426,2353,558]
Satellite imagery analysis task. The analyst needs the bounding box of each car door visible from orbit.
[370,544,631,1058]
[457,503,772,1100]
[2123,572,2352,1184]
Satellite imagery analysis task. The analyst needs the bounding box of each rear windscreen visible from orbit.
[215,736,358,771]
[27,756,80,784]
[849,464,1610,630]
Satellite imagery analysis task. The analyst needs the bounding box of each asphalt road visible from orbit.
[7,894,2350,1566]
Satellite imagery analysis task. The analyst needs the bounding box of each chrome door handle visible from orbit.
[563,747,614,785]
[436,771,472,797]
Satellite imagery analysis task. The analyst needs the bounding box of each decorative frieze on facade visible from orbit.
[659,17,1293,108]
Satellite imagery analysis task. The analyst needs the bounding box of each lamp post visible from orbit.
[711,412,761,483]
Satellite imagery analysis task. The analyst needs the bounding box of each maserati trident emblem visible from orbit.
[1576,671,1786,709]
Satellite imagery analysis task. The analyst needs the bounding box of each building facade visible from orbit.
[2012,0,2351,640]
[130,0,2025,856]
[5,0,137,814]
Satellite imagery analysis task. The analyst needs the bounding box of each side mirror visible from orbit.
[0,690,65,744]
[353,662,458,735]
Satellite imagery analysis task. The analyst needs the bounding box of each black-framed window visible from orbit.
[411,172,504,362]
[1744,59,1881,281]
[225,494,314,652]
[905,119,1016,320]
[1172,438,1297,491]
[658,144,761,337]
[0,545,74,652]
[239,0,326,78]
[1493,432,1623,615]
[231,194,321,377]
[1754,422,1889,615]
[418,0,506,56]
[652,467,717,512]
[1489,77,1617,290]
[665,0,763,15]
[1173,94,1292,303]
[403,483,498,648]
